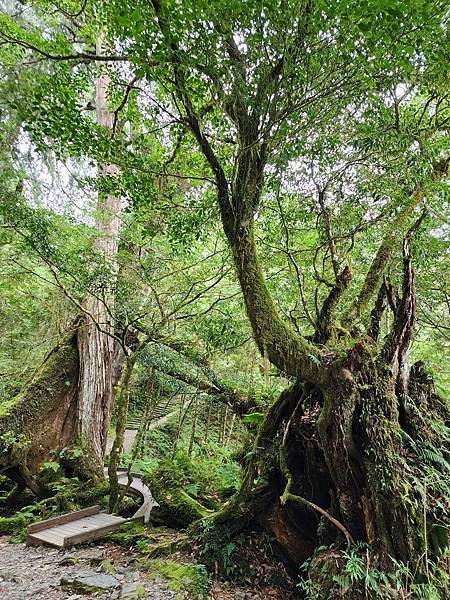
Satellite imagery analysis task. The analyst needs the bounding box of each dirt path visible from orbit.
[0,536,293,599]
[0,535,175,599]
[106,429,137,455]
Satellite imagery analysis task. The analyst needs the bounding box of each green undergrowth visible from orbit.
[108,521,149,546]
[191,520,290,585]
[109,522,209,600]
[134,421,242,527]
[131,416,243,498]
[141,447,235,528]
[299,543,450,600]
[0,494,71,542]
[0,462,109,542]
[109,522,189,557]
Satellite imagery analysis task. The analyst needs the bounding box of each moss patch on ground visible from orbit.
[144,559,209,599]
[108,521,148,546]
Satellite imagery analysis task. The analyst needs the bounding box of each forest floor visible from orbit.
[0,535,295,599]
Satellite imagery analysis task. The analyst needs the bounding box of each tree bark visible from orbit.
[206,228,449,583]
[77,38,120,463]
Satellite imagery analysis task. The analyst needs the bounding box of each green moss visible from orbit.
[150,486,213,528]
[0,398,17,418]
[135,529,190,558]
[108,521,148,545]
[144,560,209,599]
[0,336,78,436]
[73,480,109,505]
[143,452,215,528]
[99,559,116,574]
[0,513,34,541]
[60,578,112,596]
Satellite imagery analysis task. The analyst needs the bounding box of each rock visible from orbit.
[61,570,121,595]
[99,558,116,574]
[120,581,146,598]
[0,568,16,582]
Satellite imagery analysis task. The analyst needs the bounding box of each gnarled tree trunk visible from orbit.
[209,212,449,586]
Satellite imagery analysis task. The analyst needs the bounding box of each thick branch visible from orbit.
[314,265,352,344]
[150,0,319,383]
[368,277,398,341]
[344,189,423,325]
[144,341,256,415]
[382,211,427,382]
[230,224,322,382]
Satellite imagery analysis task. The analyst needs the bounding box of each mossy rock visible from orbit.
[144,560,209,599]
[136,529,189,558]
[139,535,190,558]
[108,521,148,546]
[99,559,116,574]
[60,572,120,596]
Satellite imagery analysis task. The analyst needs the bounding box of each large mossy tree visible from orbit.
[0,0,449,591]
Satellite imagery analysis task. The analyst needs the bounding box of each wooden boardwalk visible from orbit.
[26,506,126,548]
[114,468,159,523]
[26,470,158,549]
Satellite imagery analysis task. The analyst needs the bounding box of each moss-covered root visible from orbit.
[143,560,209,599]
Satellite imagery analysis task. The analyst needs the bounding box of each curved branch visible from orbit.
[144,341,256,415]
[229,223,323,382]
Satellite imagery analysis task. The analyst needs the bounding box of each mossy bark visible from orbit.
[0,333,79,489]
[108,353,137,512]
[0,330,104,493]
[201,177,448,581]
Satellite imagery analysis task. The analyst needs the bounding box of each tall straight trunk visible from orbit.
[188,397,198,457]
[204,400,212,442]
[77,38,120,463]
[173,394,186,454]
